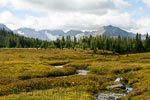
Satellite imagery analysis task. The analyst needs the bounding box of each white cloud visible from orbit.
[0,10,135,31]
[131,18,150,34]
[2,0,150,34]
[0,0,133,31]
[0,0,9,7]
[10,0,130,15]
[0,11,22,29]
[142,0,150,6]
[139,7,143,12]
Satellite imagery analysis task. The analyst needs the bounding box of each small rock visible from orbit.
[106,84,126,90]
[115,77,123,83]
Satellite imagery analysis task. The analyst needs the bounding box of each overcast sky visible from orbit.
[0,0,150,34]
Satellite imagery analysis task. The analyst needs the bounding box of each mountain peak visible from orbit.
[66,30,82,36]
[100,25,135,37]
[107,25,113,27]
[0,24,11,31]
[17,28,35,31]
[104,25,119,29]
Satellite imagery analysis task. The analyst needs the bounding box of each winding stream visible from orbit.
[54,65,133,99]
[96,76,133,100]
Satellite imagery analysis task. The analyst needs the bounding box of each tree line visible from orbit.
[0,29,52,48]
[53,34,150,54]
[1,29,150,54]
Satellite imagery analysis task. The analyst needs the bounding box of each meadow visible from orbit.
[0,48,150,100]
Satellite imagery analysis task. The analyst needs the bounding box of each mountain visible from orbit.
[66,30,82,36]
[12,25,139,41]
[14,28,63,41]
[14,28,49,40]
[0,24,11,31]
[93,25,136,37]
[73,25,136,39]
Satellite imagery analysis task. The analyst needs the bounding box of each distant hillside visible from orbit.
[13,25,138,41]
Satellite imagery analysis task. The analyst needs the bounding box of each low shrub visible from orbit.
[0,75,111,96]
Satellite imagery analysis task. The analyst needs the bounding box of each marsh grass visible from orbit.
[0,87,93,100]
[0,75,112,97]
[0,48,150,99]
[64,62,90,70]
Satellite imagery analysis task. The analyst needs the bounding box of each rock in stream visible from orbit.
[96,76,133,100]
[106,84,126,90]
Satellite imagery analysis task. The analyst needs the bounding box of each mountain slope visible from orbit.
[0,24,11,31]
[103,25,135,37]
[91,25,136,37]
[13,25,137,41]
[74,25,136,39]
[14,28,60,41]
[66,30,82,36]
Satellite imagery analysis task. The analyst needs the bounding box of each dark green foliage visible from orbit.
[0,29,51,48]
[1,29,150,54]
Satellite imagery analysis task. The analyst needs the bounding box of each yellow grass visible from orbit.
[0,48,150,99]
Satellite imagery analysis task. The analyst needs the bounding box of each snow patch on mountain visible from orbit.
[17,31,25,35]
[0,24,11,31]
[45,31,59,41]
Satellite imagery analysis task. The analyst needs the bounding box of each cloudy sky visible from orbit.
[0,0,150,34]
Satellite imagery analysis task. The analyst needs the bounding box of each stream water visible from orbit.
[55,65,64,68]
[96,93,126,100]
[96,76,133,100]
[77,70,90,75]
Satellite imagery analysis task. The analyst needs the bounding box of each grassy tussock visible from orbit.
[88,62,142,75]
[0,87,93,100]
[0,62,76,80]
[64,62,90,70]
[0,75,112,96]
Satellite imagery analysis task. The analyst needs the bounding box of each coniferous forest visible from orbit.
[1,29,150,54]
